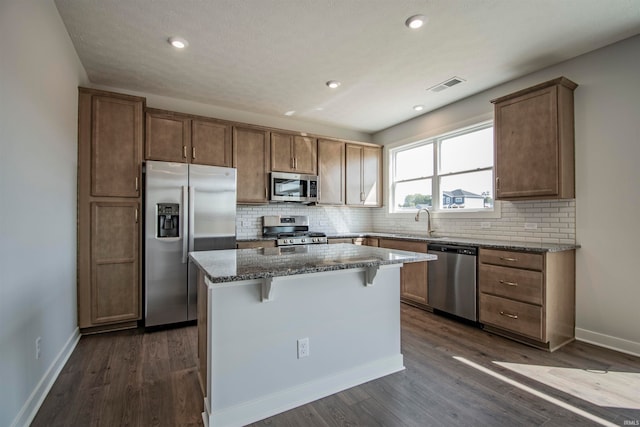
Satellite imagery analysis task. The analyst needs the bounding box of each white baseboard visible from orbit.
[204,354,404,427]
[10,327,81,427]
[575,328,640,357]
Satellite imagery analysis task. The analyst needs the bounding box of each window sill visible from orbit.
[388,202,502,219]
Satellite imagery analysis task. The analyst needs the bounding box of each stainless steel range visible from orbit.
[262,215,327,246]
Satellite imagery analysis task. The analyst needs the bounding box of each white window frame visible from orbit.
[387,120,501,219]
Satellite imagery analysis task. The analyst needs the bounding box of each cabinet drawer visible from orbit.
[236,240,276,249]
[479,264,543,305]
[480,248,543,271]
[479,293,543,340]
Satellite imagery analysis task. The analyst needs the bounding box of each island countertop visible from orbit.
[189,243,436,284]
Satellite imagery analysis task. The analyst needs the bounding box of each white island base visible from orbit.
[197,265,404,427]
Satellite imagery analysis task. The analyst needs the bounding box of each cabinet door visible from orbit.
[318,139,345,205]
[191,119,232,167]
[378,239,428,305]
[346,144,382,206]
[270,132,294,172]
[495,86,560,199]
[92,96,143,197]
[145,111,190,163]
[362,146,382,206]
[345,144,363,205]
[234,126,270,203]
[91,201,140,324]
[292,136,317,174]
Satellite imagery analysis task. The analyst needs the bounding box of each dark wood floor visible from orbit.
[33,305,640,426]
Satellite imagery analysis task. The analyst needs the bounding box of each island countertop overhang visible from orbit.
[189,243,436,284]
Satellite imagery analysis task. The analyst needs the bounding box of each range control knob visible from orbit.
[302,238,307,243]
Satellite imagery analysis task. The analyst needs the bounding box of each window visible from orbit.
[390,122,494,213]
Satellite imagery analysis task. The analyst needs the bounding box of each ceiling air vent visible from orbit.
[427,76,466,93]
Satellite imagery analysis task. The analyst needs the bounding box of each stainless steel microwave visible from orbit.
[270,172,318,203]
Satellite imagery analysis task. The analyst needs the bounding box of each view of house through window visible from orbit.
[391,122,494,213]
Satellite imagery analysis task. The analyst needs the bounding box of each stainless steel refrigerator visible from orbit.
[144,160,236,327]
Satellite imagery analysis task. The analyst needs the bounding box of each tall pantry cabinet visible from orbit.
[77,88,144,332]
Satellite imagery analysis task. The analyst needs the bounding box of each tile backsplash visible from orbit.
[237,204,372,239]
[371,200,576,244]
[237,200,576,244]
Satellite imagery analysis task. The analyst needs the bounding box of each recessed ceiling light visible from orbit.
[413,105,425,111]
[326,80,341,89]
[168,36,189,49]
[284,110,296,116]
[405,15,427,29]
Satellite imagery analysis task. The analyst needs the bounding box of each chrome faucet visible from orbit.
[415,208,433,237]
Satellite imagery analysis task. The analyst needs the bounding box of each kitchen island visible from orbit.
[190,243,435,427]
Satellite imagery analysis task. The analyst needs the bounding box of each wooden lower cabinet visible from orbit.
[327,238,355,244]
[478,248,575,351]
[236,240,276,249]
[89,202,140,325]
[378,239,428,307]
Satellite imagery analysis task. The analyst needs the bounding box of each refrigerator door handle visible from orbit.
[188,185,195,253]
[182,185,189,263]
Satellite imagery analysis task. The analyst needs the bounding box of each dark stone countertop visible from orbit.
[190,243,436,284]
[329,232,579,253]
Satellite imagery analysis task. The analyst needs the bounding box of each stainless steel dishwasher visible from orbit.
[427,244,478,321]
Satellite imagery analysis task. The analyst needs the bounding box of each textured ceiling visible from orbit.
[54,0,640,133]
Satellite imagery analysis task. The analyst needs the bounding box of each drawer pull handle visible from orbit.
[500,311,518,319]
[499,280,518,287]
[500,256,518,262]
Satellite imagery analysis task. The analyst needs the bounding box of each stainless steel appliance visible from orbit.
[270,172,318,204]
[427,244,478,321]
[145,160,236,327]
[262,215,327,246]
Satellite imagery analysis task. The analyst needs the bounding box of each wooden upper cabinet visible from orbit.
[492,77,577,200]
[318,139,345,205]
[233,126,270,203]
[270,132,317,174]
[145,110,190,163]
[92,95,143,197]
[146,109,232,167]
[346,143,382,206]
[191,118,232,167]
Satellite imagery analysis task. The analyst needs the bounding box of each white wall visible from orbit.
[86,84,372,143]
[0,1,88,426]
[373,35,640,355]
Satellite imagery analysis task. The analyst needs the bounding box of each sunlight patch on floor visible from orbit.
[453,356,618,427]
[493,361,640,410]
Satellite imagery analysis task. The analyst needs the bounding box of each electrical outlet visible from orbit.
[480,222,491,229]
[524,223,538,230]
[35,337,41,360]
[297,337,309,359]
